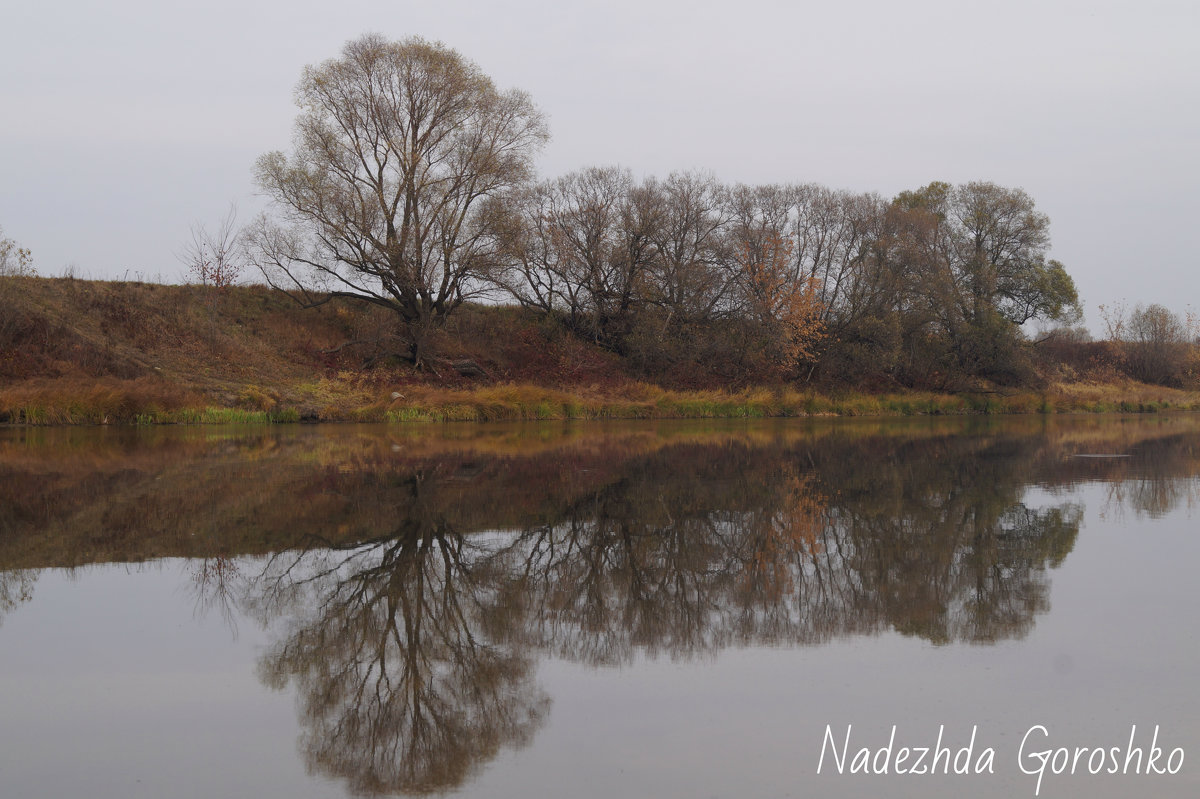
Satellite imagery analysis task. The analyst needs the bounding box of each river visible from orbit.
[1,417,1197,797]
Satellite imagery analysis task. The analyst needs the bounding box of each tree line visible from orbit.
[493,170,1081,387]
[248,33,1086,389]
[9,34,1191,390]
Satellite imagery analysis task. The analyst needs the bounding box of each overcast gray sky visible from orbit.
[2,0,1196,330]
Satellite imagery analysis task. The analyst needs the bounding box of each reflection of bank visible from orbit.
[4,419,1200,795]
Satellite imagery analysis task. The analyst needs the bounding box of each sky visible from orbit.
[2,0,1197,331]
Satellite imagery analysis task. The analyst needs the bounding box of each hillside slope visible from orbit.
[0,276,625,421]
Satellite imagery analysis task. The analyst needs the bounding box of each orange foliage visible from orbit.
[739,233,825,367]
[743,470,827,600]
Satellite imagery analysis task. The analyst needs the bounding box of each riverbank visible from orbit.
[2,276,1198,424]
[3,376,1198,425]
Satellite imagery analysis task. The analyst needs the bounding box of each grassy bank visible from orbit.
[4,377,1199,426]
[3,276,1199,425]
[374,382,1200,422]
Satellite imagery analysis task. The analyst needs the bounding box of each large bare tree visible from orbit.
[249,34,549,365]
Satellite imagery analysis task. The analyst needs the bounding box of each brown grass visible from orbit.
[0,376,201,424]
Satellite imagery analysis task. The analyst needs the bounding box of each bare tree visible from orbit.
[789,185,884,328]
[498,166,661,347]
[1126,303,1189,385]
[249,34,549,367]
[178,205,244,291]
[643,171,735,324]
[0,226,35,277]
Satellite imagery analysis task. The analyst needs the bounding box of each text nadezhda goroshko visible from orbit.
[817,724,1184,796]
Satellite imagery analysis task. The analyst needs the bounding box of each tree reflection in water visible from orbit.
[0,569,36,630]
[241,429,1096,794]
[6,419,1200,795]
[247,474,550,796]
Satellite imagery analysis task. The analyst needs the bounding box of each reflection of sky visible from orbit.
[2,1,1198,325]
[0,563,338,799]
[1029,476,1200,521]
[0,481,1197,798]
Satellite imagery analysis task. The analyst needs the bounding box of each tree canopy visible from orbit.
[249,34,549,365]
[499,174,1078,386]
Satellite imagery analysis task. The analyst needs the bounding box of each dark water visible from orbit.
[1,417,1197,798]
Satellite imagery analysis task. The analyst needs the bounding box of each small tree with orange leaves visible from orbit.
[736,232,825,375]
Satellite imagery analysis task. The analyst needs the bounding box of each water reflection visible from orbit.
[252,531,549,796]
[3,417,1200,794]
[0,568,35,629]
[188,556,246,637]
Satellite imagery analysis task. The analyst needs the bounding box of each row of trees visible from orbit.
[3,36,1190,389]
[494,171,1080,385]
[9,35,1187,389]
[1099,302,1199,386]
[248,34,1082,388]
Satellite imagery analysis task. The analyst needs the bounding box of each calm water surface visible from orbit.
[1,417,1197,798]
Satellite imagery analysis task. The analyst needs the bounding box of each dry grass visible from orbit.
[4,374,1199,427]
[377,382,1200,424]
[1043,380,1200,413]
[0,377,201,424]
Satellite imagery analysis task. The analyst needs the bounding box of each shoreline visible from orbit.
[4,278,1199,426]
[3,380,1198,426]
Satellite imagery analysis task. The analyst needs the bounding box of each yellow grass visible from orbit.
[4,375,1200,426]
